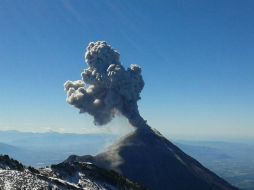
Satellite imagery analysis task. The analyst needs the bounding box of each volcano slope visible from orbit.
[66,126,239,190]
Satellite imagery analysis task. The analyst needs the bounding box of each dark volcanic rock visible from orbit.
[0,154,24,171]
[65,126,239,190]
[0,155,147,190]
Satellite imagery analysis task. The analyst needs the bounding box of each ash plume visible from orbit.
[64,41,146,128]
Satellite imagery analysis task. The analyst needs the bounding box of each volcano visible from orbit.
[66,126,239,190]
[64,41,239,190]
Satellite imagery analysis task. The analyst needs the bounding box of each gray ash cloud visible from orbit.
[64,41,146,128]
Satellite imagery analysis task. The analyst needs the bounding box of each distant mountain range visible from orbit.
[0,142,22,154]
[0,130,116,167]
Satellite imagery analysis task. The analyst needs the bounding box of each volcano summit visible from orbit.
[64,41,239,190]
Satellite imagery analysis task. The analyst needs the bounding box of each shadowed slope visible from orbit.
[66,126,239,190]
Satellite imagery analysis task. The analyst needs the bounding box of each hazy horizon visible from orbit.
[0,127,253,143]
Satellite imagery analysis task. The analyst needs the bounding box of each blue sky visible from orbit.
[0,0,253,139]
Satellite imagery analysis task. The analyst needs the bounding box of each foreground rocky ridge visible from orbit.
[66,126,239,190]
[0,155,147,190]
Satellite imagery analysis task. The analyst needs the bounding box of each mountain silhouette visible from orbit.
[66,126,239,190]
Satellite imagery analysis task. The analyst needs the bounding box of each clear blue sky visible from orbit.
[0,0,253,139]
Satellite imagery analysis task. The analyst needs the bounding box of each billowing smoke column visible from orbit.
[64,41,147,128]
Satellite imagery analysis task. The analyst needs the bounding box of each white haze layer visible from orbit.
[64,41,147,128]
